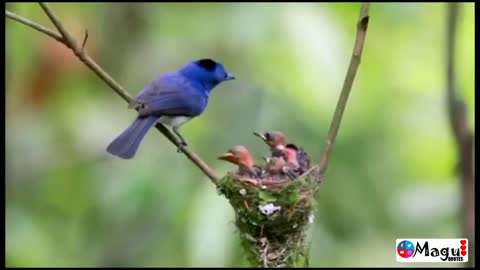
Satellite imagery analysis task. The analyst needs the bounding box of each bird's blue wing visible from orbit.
[133,73,208,117]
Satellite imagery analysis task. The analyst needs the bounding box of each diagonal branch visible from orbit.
[318,3,370,175]
[5,3,220,184]
[5,10,63,42]
[445,3,475,267]
[39,2,81,53]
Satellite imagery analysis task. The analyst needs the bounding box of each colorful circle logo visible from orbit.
[397,240,415,258]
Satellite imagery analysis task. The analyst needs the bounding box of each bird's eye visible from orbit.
[286,143,298,150]
[265,133,271,140]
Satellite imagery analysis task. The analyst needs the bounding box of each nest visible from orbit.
[217,165,324,267]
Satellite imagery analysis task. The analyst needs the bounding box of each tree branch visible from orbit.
[318,3,370,174]
[38,3,81,54]
[5,3,220,184]
[5,10,63,42]
[446,3,475,267]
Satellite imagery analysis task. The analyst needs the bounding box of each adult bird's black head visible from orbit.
[180,58,235,91]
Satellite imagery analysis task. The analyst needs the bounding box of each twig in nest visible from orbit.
[244,200,250,210]
[262,241,269,267]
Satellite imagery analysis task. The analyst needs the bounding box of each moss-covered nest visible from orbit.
[217,166,323,267]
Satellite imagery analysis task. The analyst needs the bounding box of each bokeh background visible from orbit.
[5,2,475,267]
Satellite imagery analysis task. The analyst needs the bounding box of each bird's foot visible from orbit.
[176,142,187,153]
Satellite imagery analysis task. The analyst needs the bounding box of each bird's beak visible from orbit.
[253,131,267,142]
[262,156,271,163]
[225,73,235,80]
[218,152,235,162]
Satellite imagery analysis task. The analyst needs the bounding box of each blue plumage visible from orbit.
[106,59,234,159]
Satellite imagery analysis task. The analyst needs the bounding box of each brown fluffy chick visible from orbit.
[218,145,263,179]
[254,131,311,174]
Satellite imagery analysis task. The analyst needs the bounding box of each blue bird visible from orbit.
[106,58,235,159]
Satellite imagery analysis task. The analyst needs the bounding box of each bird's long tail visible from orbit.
[106,116,159,159]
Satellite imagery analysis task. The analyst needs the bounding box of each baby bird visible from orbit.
[253,131,311,174]
[263,156,296,181]
[217,145,263,179]
[253,131,286,157]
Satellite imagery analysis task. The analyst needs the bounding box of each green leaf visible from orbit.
[258,190,277,203]
[287,191,299,204]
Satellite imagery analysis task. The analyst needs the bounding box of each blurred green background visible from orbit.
[5,2,475,267]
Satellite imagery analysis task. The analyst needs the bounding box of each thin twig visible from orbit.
[319,3,370,174]
[262,241,269,267]
[39,3,78,49]
[5,3,220,184]
[81,29,88,50]
[446,3,475,267]
[5,10,63,42]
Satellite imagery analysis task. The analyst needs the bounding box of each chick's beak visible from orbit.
[253,131,267,142]
[225,73,235,80]
[217,152,235,162]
